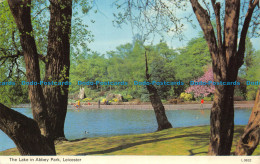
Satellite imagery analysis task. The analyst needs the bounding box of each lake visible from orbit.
[0,108,251,152]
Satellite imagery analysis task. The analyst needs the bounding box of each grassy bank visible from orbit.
[1,126,259,155]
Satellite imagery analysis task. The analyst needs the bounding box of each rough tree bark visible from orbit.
[235,87,260,155]
[0,103,55,155]
[43,0,72,140]
[190,0,259,155]
[145,51,172,131]
[0,0,72,154]
[7,0,54,151]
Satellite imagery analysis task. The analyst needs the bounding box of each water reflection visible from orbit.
[0,108,251,151]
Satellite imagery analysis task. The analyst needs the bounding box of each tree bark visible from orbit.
[145,51,172,131]
[208,85,236,155]
[3,0,73,155]
[43,0,72,140]
[235,87,260,155]
[0,103,55,155]
[190,0,259,155]
[7,0,52,141]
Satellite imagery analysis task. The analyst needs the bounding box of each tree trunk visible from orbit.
[235,87,260,155]
[146,84,173,131]
[145,51,172,131]
[190,0,258,155]
[0,103,56,155]
[43,0,72,140]
[7,0,52,140]
[4,0,73,155]
[208,84,235,155]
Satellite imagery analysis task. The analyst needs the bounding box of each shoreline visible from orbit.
[13,101,254,110]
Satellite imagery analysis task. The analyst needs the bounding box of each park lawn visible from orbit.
[0,125,259,156]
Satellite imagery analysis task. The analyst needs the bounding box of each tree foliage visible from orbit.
[186,67,215,98]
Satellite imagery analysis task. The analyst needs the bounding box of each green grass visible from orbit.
[0,126,259,155]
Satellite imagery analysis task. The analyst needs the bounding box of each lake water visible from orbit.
[0,108,251,152]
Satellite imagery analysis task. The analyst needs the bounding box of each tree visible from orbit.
[149,41,178,99]
[235,86,260,155]
[189,0,259,155]
[173,36,211,84]
[145,51,173,131]
[0,0,73,155]
[186,67,215,98]
[115,0,259,155]
[70,52,108,92]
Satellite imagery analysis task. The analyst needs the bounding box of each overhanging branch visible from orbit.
[0,103,56,155]
[189,0,219,66]
[237,0,259,68]
[211,0,223,54]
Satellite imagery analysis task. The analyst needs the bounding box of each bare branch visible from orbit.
[145,51,151,80]
[237,0,259,68]
[211,0,223,54]
[189,0,218,62]
[0,54,21,61]
[38,53,46,63]
[11,30,18,52]
[32,6,48,19]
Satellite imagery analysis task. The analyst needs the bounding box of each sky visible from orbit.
[82,0,259,55]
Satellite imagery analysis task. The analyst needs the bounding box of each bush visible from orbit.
[246,88,258,100]
[131,99,141,104]
[234,87,246,100]
[161,99,167,103]
[180,92,193,101]
[168,99,182,104]
[99,91,105,96]
[203,97,212,101]
[141,94,150,102]
[234,96,245,101]
[82,97,92,102]
[112,98,118,102]
[125,95,133,101]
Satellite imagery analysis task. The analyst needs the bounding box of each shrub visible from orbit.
[246,90,257,100]
[180,92,193,101]
[161,99,167,103]
[112,98,118,102]
[203,97,212,101]
[168,99,182,104]
[82,97,92,102]
[132,99,141,104]
[141,94,150,102]
[99,91,105,96]
[234,96,245,101]
[169,99,178,104]
[125,95,133,101]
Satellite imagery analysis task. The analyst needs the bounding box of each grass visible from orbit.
[0,125,259,156]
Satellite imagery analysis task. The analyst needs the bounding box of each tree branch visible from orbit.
[236,0,259,68]
[38,53,46,63]
[189,0,219,72]
[11,30,18,52]
[211,0,223,54]
[7,0,51,139]
[0,103,55,155]
[32,6,48,19]
[0,54,21,61]
[145,51,151,80]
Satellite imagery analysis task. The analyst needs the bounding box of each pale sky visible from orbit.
[84,0,259,54]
